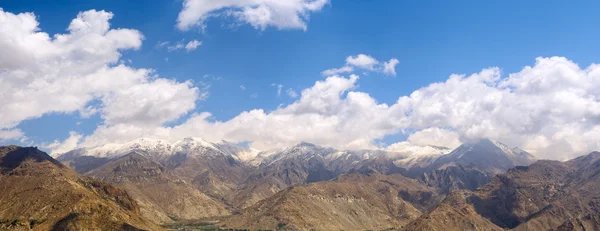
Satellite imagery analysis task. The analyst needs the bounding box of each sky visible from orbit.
[2,0,600,160]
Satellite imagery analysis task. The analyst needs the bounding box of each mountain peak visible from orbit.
[1,146,65,172]
[174,137,220,155]
[432,138,537,175]
[460,138,532,158]
[566,151,600,168]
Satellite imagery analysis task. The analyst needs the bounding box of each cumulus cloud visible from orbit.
[393,57,600,159]
[0,129,24,141]
[43,131,82,156]
[77,74,394,150]
[176,0,329,31]
[383,58,399,76]
[0,9,200,138]
[185,40,202,51]
[346,54,379,70]
[323,54,398,76]
[160,39,202,52]
[321,66,353,76]
[405,127,461,149]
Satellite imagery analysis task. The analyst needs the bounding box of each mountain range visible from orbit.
[9,136,594,230]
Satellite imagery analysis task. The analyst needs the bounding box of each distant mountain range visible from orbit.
[8,137,594,230]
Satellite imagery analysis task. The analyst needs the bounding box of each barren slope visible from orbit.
[0,146,163,231]
[221,173,440,231]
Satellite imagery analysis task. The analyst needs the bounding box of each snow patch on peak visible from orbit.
[488,139,517,156]
[57,137,226,159]
[483,139,535,160]
[448,138,537,164]
[174,137,219,152]
[79,138,174,158]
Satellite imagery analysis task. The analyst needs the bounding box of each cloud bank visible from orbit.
[2,9,600,161]
[69,57,600,160]
[0,9,200,140]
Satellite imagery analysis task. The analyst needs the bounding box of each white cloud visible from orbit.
[100,77,198,125]
[160,39,202,52]
[321,66,353,76]
[272,83,284,96]
[323,55,398,76]
[383,58,399,76]
[176,0,329,31]
[240,85,246,90]
[168,43,184,51]
[406,128,461,149]
[78,74,391,150]
[185,40,202,51]
[385,141,449,156]
[0,129,24,141]
[0,9,200,141]
[43,131,82,156]
[390,57,600,159]
[250,93,259,99]
[157,41,169,47]
[286,88,298,98]
[346,54,379,70]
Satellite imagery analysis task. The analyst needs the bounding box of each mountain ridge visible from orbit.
[0,146,163,230]
[51,137,544,229]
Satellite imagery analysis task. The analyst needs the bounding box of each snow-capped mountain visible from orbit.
[57,137,535,177]
[260,142,337,165]
[56,137,257,161]
[57,138,176,159]
[428,138,537,175]
[51,136,541,218]
[57,137,457,168]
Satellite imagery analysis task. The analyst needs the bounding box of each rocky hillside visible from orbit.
[404,151,600,231]
[87,152,230,224]
[0,146,163,231]
[220,173,441,230]
[403,190,504,231]
[413,139,537,194]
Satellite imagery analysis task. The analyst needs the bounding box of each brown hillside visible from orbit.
[0,146,163,231]
[88,152,231,223]
[220,173,440,231]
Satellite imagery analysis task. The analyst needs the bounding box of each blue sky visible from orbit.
[2,0,600,159]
